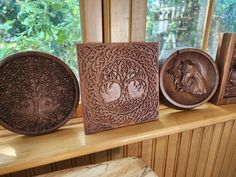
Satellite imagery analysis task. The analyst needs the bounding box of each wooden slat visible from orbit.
[80,0,103,43]
[219,121,236,177]
[212,121,234,177]
[141,139,154,168]
[195,126,214,177]
[185,128,203,177]
[154,136,168,177]
[31,165,51,177]
[94,150,109,163]
[126,143,141,157]
[110,0,131,42]
[71,155,91,167]
[102,0,111,43]
[201,0,216,50]
[204,123,224,177]
[175,130,192,177]
[131,0,147,42]
[164,134,180,177]
[226,144,236,177]
[111,147,124,160]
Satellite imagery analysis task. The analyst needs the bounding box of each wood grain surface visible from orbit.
[36,157,158,177]
[0,103,236,177]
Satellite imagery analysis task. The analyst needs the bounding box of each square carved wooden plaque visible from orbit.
[211,33,236,105]
[77,43,159,134]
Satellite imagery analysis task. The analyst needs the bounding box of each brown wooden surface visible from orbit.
[80,0,103,43]
[0,51,79,135]
[160,48,219,109]
[77,42,159,134]
[36,157,158,177]
[211,33,236,105]
[1,103,236,177]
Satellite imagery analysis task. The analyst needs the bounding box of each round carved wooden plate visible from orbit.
[0,51,79,135]
[160,48,219,109]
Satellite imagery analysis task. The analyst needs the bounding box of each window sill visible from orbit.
[0,103,236,175]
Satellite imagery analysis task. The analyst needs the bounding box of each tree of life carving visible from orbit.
[0,55,77,134]
[98,59,148,114]
[168,59,207,96]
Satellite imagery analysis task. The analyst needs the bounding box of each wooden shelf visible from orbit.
[1,103,236,175]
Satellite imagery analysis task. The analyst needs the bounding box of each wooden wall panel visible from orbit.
[164,134,180,177]
[204,123,224,177]
[195,125,214,177]
[103,0,147,43]
[110,0,131,42]
[80,0,103,43]
[111,147,125,160]
[212,121,234,177]
[175,130,192,177]
[219,121,236,177]
[131,0,147,42]
[185,128,203,177]
[154,136,168,177]
[141,139,155,168]
[2,120,236,177]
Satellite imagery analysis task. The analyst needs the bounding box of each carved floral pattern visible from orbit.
[77,43,159,134]
[0,53,78,135]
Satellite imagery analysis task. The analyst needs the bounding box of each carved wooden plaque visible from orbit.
[160,48,219,109]
[77,43,159,134]
[211,33,236,105]
[0,51,79,135]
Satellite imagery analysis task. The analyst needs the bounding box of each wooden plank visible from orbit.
[102,0,111,43]
[185,128,203,177]
[71,155,91,167]
[219,121,236,177]
[94,150,109,163]
[80,0,103,43]
[31,165,52,176]
[131,0,147,42]
[201,0,216,50]
[1,103,236,175]
[111,147,124,160]
[37,157,157,177]
[175,130,192,177]
[203,123,224,177]
[54,159,73,171]
[195,125,214,177]
[212,121,234,177]
[226,143,236,177]
[141,139,154,168]
[164,134,180,177]
[153,136,168,177]
[110,0,131,42]
[126,142,141,157]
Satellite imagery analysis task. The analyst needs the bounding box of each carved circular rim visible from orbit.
[160,48,219,109]
[0,51,79,135]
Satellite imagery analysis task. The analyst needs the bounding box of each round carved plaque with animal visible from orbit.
[160,48,219,109]
[0,51,79,135]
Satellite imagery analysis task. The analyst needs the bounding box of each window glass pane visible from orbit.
[208,0,236,58]
[0,0,81,76]
[146,0,208,61]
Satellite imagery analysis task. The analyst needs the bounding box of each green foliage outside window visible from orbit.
[146,0,236,59]
[0,0,81,76]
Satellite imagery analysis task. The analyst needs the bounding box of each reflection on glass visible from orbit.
[146,0,208,61]
[208,0,236,58]
[0,0,81,76]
